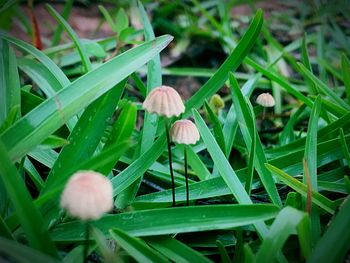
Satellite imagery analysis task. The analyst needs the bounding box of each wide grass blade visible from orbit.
[50,204,279,241]
[184,9,263,116]
[1,34,173,162]
[0,141,58,257]
[110,228,168,263]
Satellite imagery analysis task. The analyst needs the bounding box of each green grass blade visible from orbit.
[341,54,350,104]
[0,38,20,124]
[1,34,173,162]
[0,141,58,257]
[47,4,92,72]
[0,214,13,240]
[184,9,263,116]
[3,35,70,88]
[111,134,167,196]
[255,207,307,263]
[146,236,213,263]
[297,62,350,111]
[110,228,168,263]
[204,101,226,153]
[51,0,73,46]
[0,237,60,263]
[229,73,282,206]
[303,95,321,243]
[91,227,117,263]
[18,58,62,97]
[98,5,117,32]
[193,109,271,238]
[51,204,279,241]
[266,163,336,214]
[308,197,350,263]
[116,0,163,208]
[339,128,350,169]
[41,80,126,195]
[301,33,316,94]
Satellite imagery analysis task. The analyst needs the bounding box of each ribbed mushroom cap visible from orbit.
[170,119,200,145]
[143,86,185,117]
[256,93,275,107]
[60,171,113,221]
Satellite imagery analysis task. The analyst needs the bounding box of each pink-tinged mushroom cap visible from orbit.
[256,93,275,107]
[143,85,185,117]
[170,119,200,145]
[60,171,113,221]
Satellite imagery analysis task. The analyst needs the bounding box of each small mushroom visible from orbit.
[170,120,200,205]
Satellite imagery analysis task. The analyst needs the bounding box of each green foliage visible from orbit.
[0,1,349,262]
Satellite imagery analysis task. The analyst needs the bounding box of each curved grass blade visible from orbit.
[184,9,263,116]
[341,54,350,103]
[297,62,350,111]
[51,0,73,46]
[50,204,279,241]
[0,141,58,257]
[0,237,60,263]
[3,35,70,88]
[255,207,307,263]
[47,4,92,72]
[146,236,213,263]
[266,163,336,214]
[110,228,168,263]
[229,73,281,206]
[1,34,173,162]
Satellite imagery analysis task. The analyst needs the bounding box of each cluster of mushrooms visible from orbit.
[60,86,274,262]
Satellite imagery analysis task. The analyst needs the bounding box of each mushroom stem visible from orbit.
[184,146,189,206]
[83,222,90,263]
[164,118,176,207]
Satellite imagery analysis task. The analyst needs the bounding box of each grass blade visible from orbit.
[308,197,350,263]
[229,73,282,206]
[255,207,307,263]
[0,141,58,257]
[47,4,92,72]
[303,95,321,243]
[184,9,263,116]
[266,163,336,214]
[0,237,59,263]
[341,54,350,104]
[146,236,213,263]
[1,34,173,162]
[51,204,279,241]
[110,228,168,263]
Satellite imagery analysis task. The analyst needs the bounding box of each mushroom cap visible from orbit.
[170,119,200,145]
[60,171,113,221]
[143,86,185,117]
[256,93,275,107]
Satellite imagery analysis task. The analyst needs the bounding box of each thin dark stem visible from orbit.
[184,146,189,206]
[164,118,176,207]
[83,222,90,263]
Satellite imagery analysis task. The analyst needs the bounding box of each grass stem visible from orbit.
[164,118,176,207]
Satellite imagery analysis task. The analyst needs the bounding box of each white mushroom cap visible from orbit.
[143,86,185,117]
[60,171,113,221]
[170,119,200,145]
[256,93,275,107]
